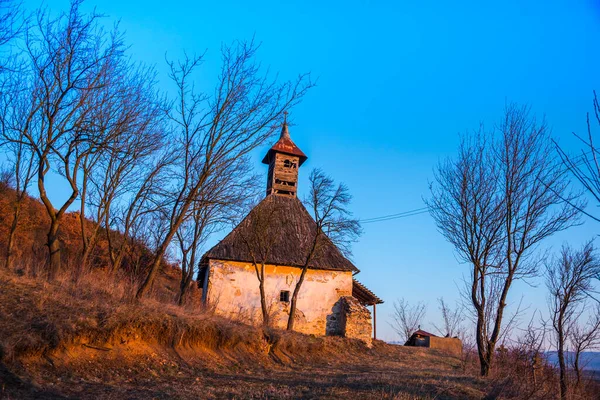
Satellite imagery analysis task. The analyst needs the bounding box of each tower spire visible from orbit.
[281,111,290,139]
[262,112,307,197]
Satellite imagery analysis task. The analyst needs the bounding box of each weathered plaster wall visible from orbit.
[206,259,353,335]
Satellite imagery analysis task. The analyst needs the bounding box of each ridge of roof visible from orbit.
[412,329,437,337]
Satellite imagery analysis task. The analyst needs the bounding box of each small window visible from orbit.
[280,290,290,302]
[283,159,297,169]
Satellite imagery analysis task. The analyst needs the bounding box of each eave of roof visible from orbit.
[352,278,383,305]
[261,123,307,166]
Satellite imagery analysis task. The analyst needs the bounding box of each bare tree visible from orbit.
[106,154,171,276]
[135,43,312,299]
[0,0,24,72]
[238,195,285,325]
[0,97,36,270]
[175,166,256,306]
[569,306,600,389]
[0,1,146,279]
[427,104,581,376]
[546,242,600,399]
[286,168,361,331]
[432,298,464,338]
[390,298,427,342]
[555,91,600,222]
[0,1,32,270]
[77,64,165,273]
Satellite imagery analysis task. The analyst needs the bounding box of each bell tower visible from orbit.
[262,113,307,197]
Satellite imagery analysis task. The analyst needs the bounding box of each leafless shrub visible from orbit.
[390,298,427,342]
[546,241,600,399]
[568,305,600,389]
[432,297,464,338]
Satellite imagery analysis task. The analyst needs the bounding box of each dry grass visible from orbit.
[1,268,598,399]
[0,267,490,399]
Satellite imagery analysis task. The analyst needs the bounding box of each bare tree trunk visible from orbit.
[136,234,175,299]
[558,324,568,400]
[258,265,269,325]
[573,349,581,389]
[78,174,89,276]
[177,254,196,306]
[287,265,308,331]
[80,230,100,274]
[475,313,490,376]
[5,200,21,270]
[111,246,126,274]
[177,273,192,306]
[47,220,61,281]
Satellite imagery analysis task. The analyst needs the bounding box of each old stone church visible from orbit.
[198,119,382,344]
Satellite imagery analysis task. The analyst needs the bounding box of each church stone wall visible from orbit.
[206,259,353,335]
[327,296,373,347]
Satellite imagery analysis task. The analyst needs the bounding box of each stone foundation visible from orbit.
[327,296,372,347]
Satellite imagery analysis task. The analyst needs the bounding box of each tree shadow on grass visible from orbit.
[0,362,66,399]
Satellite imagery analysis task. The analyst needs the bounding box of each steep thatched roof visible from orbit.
[202,194,359,273]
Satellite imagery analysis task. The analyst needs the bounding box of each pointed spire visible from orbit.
[280,111,290,139]
[262,110,307,166]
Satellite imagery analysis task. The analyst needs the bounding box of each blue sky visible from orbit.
[21,0,600,341]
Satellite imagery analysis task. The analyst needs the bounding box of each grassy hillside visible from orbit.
[0,185,596,399]
[0,267,579,400]
[0,182,185,301]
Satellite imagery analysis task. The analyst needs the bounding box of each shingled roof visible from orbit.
[202,194,359,272]
[261,122,308,166]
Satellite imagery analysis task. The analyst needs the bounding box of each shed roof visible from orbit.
[352,279,383,305]
[201,194,359,273]
[412,329,437,338]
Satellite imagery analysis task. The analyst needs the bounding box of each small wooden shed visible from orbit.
[405,329,436,347]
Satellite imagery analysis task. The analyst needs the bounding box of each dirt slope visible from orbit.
[0,271,489,399]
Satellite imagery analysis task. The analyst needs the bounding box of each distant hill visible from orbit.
[546,351,600,372]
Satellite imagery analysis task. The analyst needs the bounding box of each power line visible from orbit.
[357,148,596,225]
[359,207,429,224]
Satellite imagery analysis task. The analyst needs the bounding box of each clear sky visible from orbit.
[21,0,600,341]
